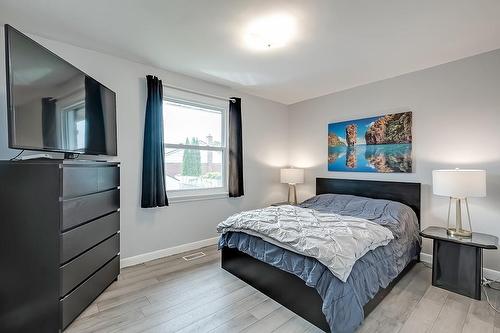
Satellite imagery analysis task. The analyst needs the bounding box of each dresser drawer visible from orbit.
[61,256,119,329]
[61,189,120,231]
[61,212,120,263]
[97,166,120,193]
[62,166,119,198]
[60,234,119,296]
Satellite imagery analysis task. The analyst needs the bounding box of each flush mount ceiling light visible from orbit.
[244,14,296,51]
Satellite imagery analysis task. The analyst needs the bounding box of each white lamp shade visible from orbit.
[280,168,304,184]
[432,169,486,198]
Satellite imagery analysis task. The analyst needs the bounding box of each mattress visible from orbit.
[217,204,395,282]
[218,194,421,333]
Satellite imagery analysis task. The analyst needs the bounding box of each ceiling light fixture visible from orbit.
[244,14,296,51]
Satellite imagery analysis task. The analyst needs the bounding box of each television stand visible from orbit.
[64,152,80,159]
[0,160,120,332]
[18,153,52,160]
[17,152,81,161]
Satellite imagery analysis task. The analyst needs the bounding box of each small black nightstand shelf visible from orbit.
[420,226,498,300]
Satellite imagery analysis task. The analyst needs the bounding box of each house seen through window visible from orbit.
[163,98,227,196]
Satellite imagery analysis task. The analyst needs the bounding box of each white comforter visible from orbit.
[217,205,394,282]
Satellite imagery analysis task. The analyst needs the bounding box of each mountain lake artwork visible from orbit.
[328,112,413,173]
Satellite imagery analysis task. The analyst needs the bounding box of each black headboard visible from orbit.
[316,178,421,223]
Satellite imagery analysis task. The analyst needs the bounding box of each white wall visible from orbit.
[288,49,500,271]
[0,27,289,259]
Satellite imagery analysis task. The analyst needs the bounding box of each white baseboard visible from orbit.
[120,236,219,268]
[420,252,500,281]
[419,252,433,265]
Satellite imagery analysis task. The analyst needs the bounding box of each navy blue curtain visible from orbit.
[85,76,107,154]
[41,97,57,148]
[228,97,244,197]
[141,75,168,208]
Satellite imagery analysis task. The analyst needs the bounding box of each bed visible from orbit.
[218,178,421,332]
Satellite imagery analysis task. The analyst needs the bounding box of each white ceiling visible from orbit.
[1,0,500,105]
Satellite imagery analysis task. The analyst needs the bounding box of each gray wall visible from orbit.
[2,26,500,272]
[0,28,290,260]
[289,49,500,270]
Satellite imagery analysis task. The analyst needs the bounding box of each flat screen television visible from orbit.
[4,24,117,156]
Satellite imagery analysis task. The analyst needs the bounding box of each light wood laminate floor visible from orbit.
[65,245,500,333]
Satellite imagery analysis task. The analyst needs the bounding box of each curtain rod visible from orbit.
[162,83,236,103]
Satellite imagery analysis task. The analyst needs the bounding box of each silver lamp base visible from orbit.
[287,184,298,205]
[447,228,472,238]
[446,197,473,239]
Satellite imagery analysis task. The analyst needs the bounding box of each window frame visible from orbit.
[162,95,229,201]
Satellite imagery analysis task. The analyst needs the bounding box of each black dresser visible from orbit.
[0,160,120,332]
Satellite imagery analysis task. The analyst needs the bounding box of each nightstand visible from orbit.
[420,226,498,300]
[270,202,293,206]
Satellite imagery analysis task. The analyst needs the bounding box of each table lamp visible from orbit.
[432,169,486,238]
[280,168,304,205]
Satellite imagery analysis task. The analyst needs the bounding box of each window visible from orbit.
[163,97,228,199]
[61,101,86,151]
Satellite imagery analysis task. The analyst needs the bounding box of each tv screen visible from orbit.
[5,25,117,156]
